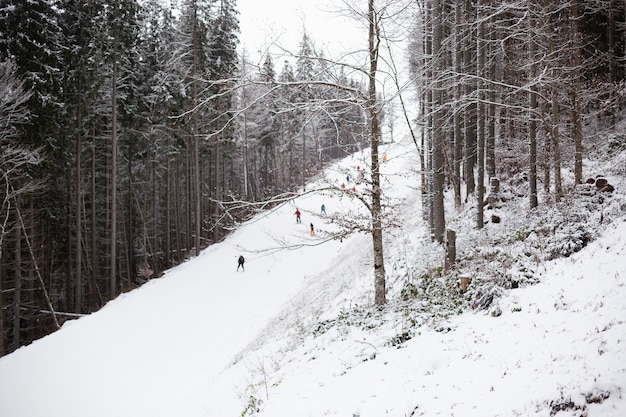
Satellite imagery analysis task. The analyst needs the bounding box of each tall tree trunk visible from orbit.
[75,94,82,313]
[110,0,119,299]
[463,0,476,199]
[544,0,562,200]
[368,0,386,306]
[607,0,616,128]
[302,130,307,190]
[541,99,551,194]
[90,132,99,308]
[165,138,172,268]
[431,0,446,242]
[175,154,183,262]
[12,224,21,351]
[126,143,136,288]
[66,169,73,312]
[185,148,192,254]
[190,3,201,256]
[453,1,463,209]
[422,2,432,223]
[571,0,583,185]
[528,10,539,209]
[420,93,428,221]
[476,0,486,229]
[487,5,496,181]
[550,88,562,200]
[193,100,200,256]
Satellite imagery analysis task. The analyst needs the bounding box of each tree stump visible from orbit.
[459,275,472,293]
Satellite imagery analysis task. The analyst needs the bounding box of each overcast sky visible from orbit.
[236,0,365,62]
[236,0,414,139]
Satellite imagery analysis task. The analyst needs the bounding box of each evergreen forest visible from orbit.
[0,0,624,356]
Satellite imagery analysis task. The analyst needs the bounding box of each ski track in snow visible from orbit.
[0,136,625,417]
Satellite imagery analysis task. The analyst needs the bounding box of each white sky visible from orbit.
[237,0,367,62]
[236,0,415,141]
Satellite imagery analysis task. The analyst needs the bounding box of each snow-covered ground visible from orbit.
[0,136,624,417]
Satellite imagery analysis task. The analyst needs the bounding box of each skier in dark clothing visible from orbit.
[237,255,245,271]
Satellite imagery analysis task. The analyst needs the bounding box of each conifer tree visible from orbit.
[0,0,66,338]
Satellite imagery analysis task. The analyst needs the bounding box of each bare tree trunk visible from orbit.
[75,96,82,313]
[65,181,72,311]
[463,0,476,199]
[540,99,551,194]
[110,0,119,299]
[90,134,99,308]
[193,94,200,256]
[420,95,428,221]
[185,148,192,254]
[368,0,386,306]
[487,5,497,181]
[544,0,562,201]
[607,0,616,128]
[452,2,463,209]
[175,154,183,261]
[571,0,583,185]
[476,0,486,229]
[126,144,136,288]
[431,0,446,242]
[550,90,562,200]
[529,18,539,209]
[214,137,222,242]
[165,138,172,269]
[302,130,307,190]
[12,224,21,351]
[422,2,432,224]
[445,229,456,271]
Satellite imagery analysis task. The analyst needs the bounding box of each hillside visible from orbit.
[0,133,625,417]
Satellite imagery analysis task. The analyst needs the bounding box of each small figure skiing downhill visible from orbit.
[295,209,301,223]
[310,222,315,236]
[237,255,245,271]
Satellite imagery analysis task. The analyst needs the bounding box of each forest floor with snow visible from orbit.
[0,125,625,417]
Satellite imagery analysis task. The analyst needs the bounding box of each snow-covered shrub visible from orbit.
[467,280,505,311]
[313,304,387,338]
[548,394,588,417]
[607,133,626,153]
[240,394,262,417]
[545,223,594,260]
[399,281,419,301]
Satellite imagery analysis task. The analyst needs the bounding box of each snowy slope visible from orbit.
[0,139,411,417]
[251,220,626,417]
[0,136,625,417]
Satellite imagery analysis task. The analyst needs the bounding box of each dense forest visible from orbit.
[0,0,624,356]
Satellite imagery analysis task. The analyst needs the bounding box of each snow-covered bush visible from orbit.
[545,223,594,260]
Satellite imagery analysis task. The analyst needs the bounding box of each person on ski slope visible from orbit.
[295,209,301,223]
[310,222,315,235]
[237,255,245,271]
